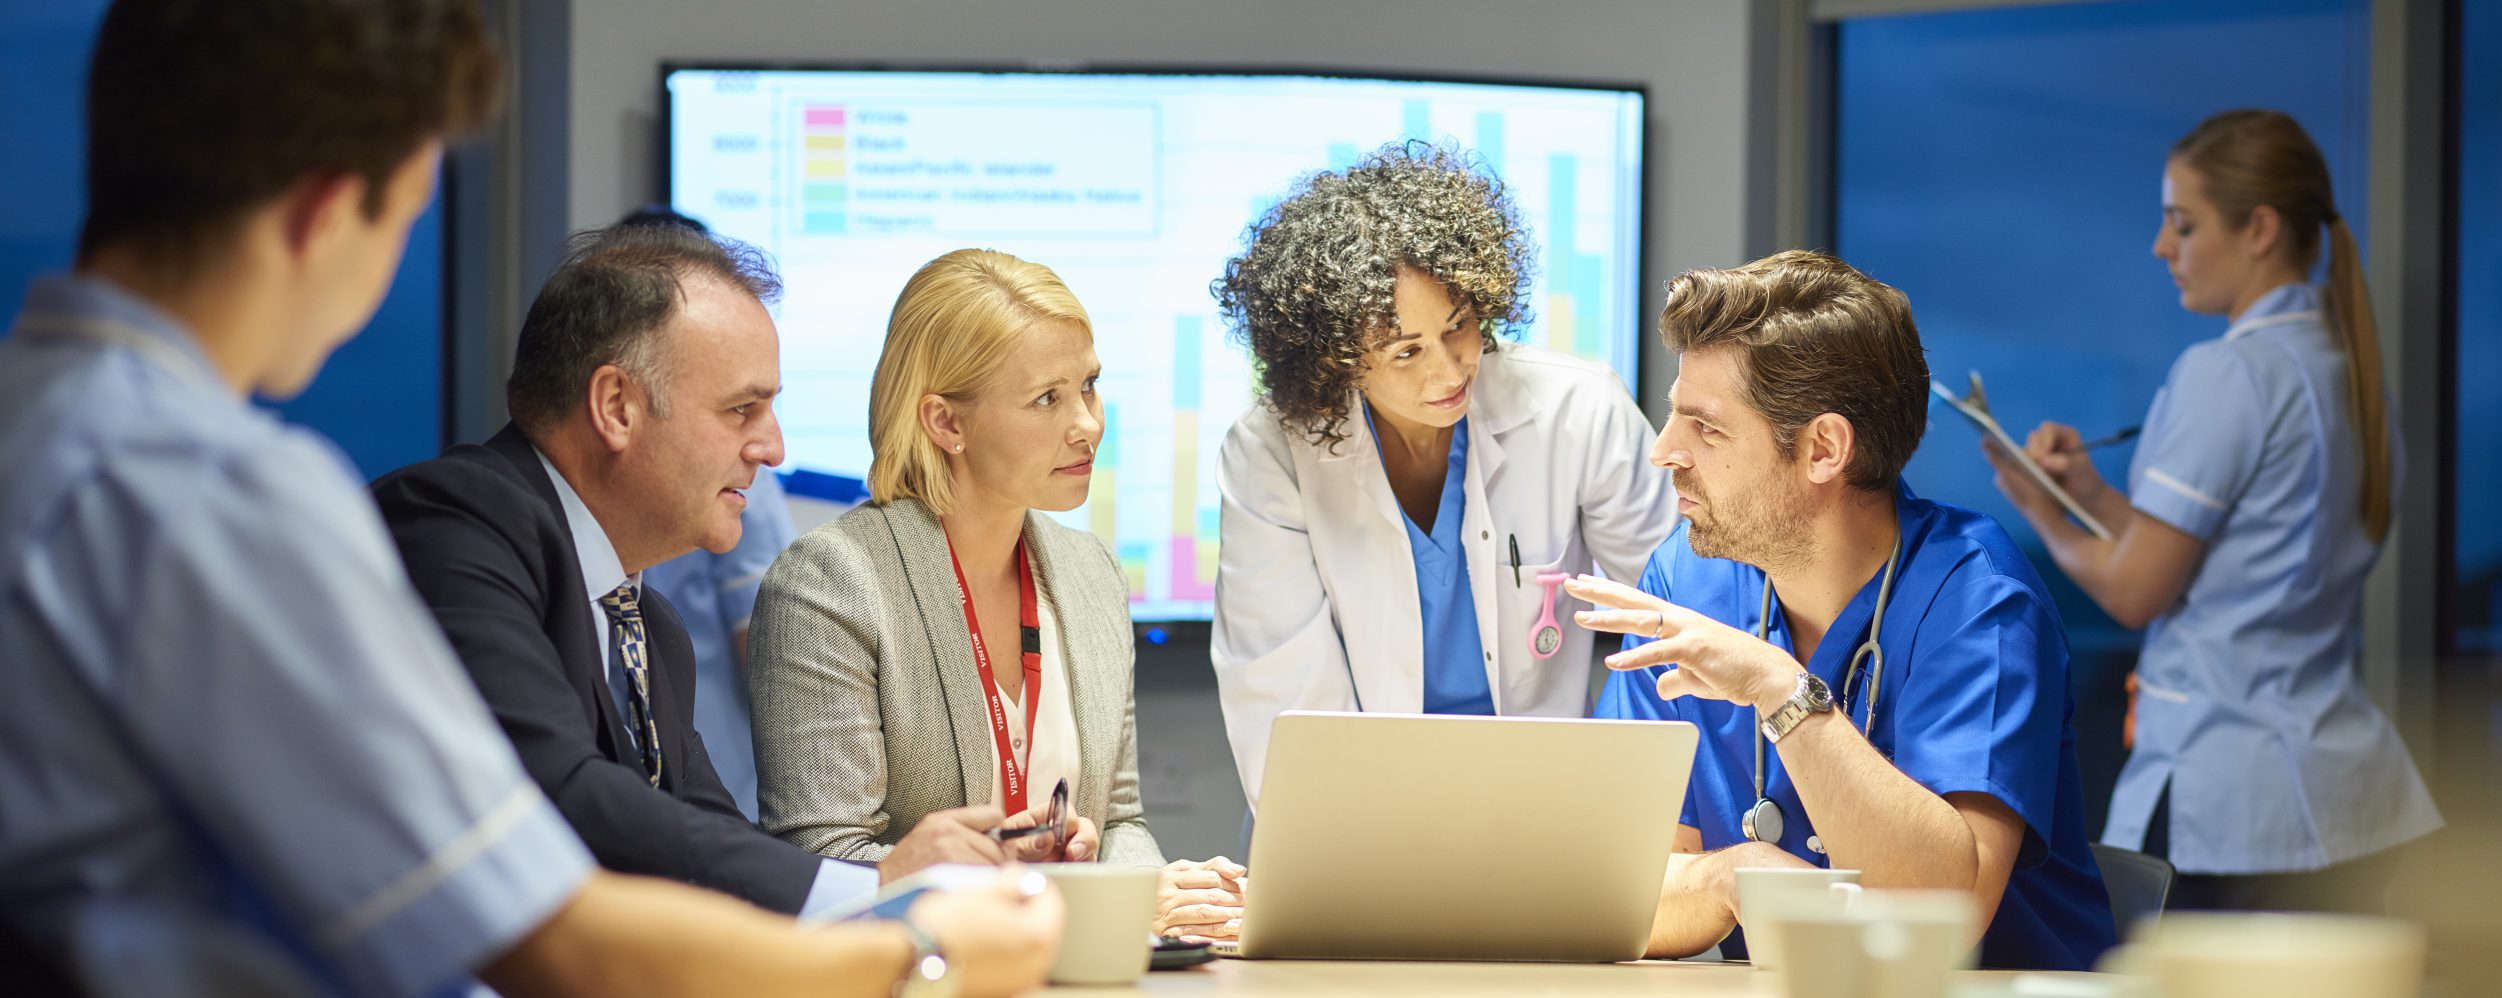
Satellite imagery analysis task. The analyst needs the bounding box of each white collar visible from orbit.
[533,446,635,601]
[2224,282,2325,341]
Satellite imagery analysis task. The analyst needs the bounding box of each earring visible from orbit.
[952,443,964,453]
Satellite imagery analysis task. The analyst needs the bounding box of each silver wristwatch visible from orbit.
[1758,672,1834,744]
[893,916,958,998]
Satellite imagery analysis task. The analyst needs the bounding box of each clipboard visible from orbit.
[1931,371,2115,541]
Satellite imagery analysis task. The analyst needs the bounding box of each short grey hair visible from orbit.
[505,222,781,432]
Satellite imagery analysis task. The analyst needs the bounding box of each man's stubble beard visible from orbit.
[1680,469,1815,574]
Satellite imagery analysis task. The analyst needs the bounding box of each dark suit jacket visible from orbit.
[370,424,818,913]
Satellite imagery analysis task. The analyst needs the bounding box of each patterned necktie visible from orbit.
[598,583,665,787]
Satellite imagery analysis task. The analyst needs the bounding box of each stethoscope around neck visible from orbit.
[1740,535,1902,855]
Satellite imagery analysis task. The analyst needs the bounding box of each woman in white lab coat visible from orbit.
[1207,143,1678,808]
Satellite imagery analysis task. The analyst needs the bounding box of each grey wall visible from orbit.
[561,0,1768,417]
[548,0,1772,861]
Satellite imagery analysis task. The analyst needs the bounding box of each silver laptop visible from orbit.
[1234,711,1699,963]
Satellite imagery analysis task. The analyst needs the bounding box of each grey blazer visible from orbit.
[749,498,1163,869]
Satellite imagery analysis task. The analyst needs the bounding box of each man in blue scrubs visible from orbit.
[1569,251,2115,971]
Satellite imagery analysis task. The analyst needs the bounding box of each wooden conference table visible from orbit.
[1045,958,2114,995]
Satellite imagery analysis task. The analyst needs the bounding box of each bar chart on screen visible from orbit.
[671,68,1645,619]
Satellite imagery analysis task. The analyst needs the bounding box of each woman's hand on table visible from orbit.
[1156,856,1249,940]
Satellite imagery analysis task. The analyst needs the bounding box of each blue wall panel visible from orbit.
[0,0,445,481]
[2456,0,2501,653]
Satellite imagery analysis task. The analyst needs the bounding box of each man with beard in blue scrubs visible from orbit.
[1569,251,2115,971]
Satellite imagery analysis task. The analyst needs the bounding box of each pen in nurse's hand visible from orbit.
[2080,426,2141,450]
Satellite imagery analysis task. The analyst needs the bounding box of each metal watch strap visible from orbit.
[1758,672,1832,744]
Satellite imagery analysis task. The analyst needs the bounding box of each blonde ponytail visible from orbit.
[2323,216,2393,541]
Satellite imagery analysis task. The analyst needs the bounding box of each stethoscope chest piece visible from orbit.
[1741,797,1785,845]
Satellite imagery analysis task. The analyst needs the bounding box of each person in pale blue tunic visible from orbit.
[1989,109,2439,911]
[0,3,1061,994]
[644,468,798,821]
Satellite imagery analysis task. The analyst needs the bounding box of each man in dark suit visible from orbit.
[373,222,1007,916]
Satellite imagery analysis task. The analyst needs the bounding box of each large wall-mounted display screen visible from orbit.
[667,66,1645,620]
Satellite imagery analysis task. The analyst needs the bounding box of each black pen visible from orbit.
[2081,426,2142,450]
[1508,534,1522,588]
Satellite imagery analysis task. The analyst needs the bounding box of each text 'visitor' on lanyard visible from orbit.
[946,534,1045,816]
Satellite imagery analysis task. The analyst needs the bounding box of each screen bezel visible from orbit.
[659,59,1651,196]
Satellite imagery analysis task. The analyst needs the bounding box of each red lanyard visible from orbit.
[945,534,1044,815]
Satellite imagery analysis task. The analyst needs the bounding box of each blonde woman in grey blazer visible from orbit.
[750,249,1249,940]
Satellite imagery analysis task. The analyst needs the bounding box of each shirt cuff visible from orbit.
[1915,775,2051,870]
[2132,468,2229,541]
[797,856,883,921]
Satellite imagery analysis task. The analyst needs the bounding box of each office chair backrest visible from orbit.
[2091,841,2177,937]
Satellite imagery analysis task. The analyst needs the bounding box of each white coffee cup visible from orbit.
[1033,864,1158,986]
[1734,866,1863,971]
[1775,889,1975,998]
[2095,912,2426,998]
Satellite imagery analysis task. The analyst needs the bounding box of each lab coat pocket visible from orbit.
[1495,545,1577,663]
[1491,546,1603,718]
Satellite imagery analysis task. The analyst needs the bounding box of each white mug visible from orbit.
[1032,864,1159,986]
[2096,912,2426,998]
[1775,890,1976,998]
[1734,866,1863,971]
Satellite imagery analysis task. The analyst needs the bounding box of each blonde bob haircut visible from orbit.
[866,248,1093,515]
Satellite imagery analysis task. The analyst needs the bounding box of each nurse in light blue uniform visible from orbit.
[1990,110,2438,911]
[645,469,798,820]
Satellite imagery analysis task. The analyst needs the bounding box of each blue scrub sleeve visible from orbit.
[1588,543,1701,830]
[2129,343,2268,541]
[1883,576,2067,869]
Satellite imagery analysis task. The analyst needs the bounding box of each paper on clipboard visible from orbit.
[1932,372,2115,541]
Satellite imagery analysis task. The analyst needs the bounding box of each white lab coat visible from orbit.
[1211,344,1679,804]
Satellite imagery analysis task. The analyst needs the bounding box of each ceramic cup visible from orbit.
[1773,889,1975,998]
[1032,864,1159,986]
[1734,866,1863,971]
[2095,912,2426,998]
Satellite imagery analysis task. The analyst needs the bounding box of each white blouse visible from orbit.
[985,594,1079,822]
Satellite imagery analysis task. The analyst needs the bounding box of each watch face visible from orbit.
[1803,673,1834,711]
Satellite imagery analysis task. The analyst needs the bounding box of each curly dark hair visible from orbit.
[1212,141,1535,449]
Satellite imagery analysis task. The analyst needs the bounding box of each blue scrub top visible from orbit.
[1371,410,1494,715]
[1594,481,2114,971]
